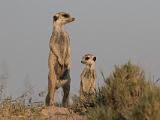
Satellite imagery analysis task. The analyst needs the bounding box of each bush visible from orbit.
[131,82,160,120]
[70,94,96,114]
[87,62,160,120]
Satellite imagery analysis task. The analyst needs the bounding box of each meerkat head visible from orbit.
[53,12,75,26]
[81,54,96,67]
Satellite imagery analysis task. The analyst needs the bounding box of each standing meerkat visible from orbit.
[46,12,75,106]
[80,54,96,100]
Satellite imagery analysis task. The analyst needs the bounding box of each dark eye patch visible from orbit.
[93,57,96,61]
[62,14,69,18]
[53,16,58,21]
[85,57,90,60]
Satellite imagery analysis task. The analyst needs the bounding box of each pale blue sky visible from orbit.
[0,0,160,98]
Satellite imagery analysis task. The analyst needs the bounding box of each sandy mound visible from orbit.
[41,106,85,120]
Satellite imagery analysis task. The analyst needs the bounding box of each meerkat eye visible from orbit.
[53,16,58,21]
[93,57,96,61]
[85,57,90,60]
[62,14,69,18]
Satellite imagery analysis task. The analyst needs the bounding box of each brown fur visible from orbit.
[80,54,96,100]
[46,12,75,106]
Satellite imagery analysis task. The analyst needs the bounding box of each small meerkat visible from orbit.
[80,54,96,100]
[46,12,75,107]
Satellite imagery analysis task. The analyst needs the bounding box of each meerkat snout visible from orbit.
[71,17,75,21]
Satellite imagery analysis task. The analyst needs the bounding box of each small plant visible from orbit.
[70,93,97,115]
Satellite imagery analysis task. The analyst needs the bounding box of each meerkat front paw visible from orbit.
[58,58,64,65]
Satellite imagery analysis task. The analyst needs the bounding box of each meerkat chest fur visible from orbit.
[55,31,69,57]
[50,26,70,66]
[82,67,96,80]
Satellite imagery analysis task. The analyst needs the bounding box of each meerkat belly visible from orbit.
[55,64,69,88]
[82,77,95,93]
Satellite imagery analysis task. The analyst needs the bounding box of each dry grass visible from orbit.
[0,97,43,120]
[0,97,84,120]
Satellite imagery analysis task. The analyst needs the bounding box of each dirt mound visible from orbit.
[41,106,85,120]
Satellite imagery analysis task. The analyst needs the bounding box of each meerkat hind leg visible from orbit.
[46,71,57,106]
[62,83,70,107]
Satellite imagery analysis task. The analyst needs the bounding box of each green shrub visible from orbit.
[87,62,160,120]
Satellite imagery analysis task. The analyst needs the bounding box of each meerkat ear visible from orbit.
[53,16,58,21]
[93,57,96,61]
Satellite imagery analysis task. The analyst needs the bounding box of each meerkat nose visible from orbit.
[72,18,75,21]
